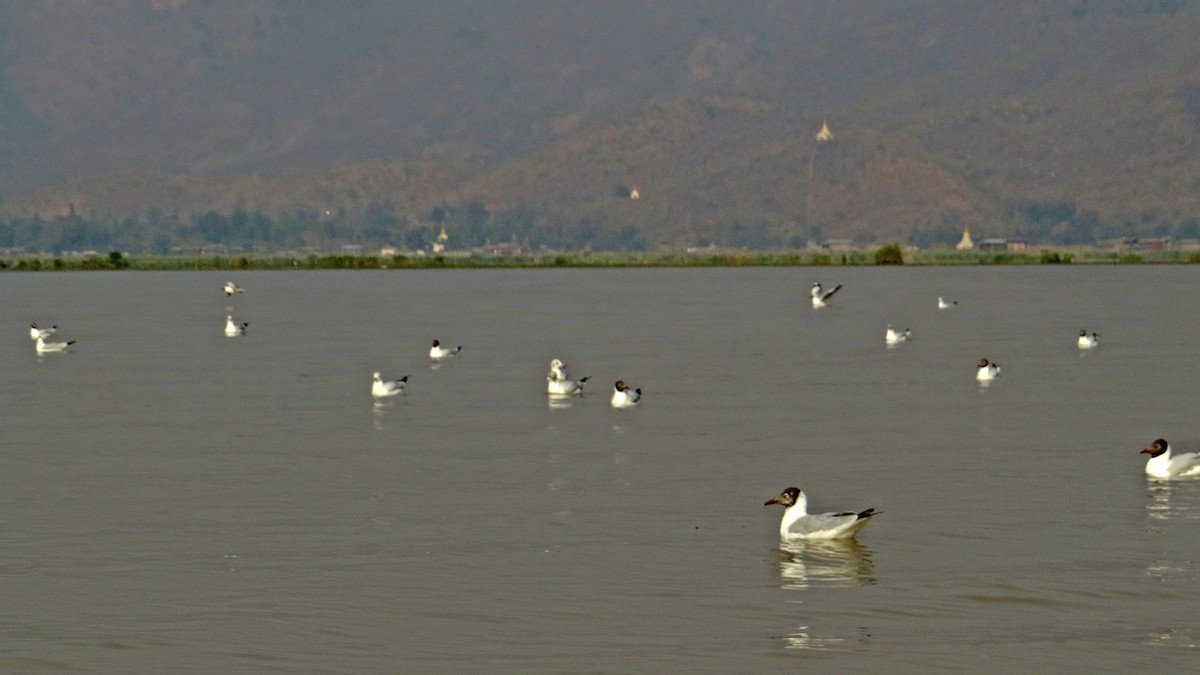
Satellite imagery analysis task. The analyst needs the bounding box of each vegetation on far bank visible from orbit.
[4,245,1200,272]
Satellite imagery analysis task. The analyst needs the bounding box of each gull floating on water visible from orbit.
[547,358,588,396]
[976,358,1000,382]
[811,282,842,308]
[429,339,462,360]
[1077,329,1099,349]
[35,335,75,354]
[224,315,248,336]
[610,380,641,408]
[1141,438,1200,480]
[29,322,57,339]
[372,371,408,397]
[885,324,910,345]
[223,281,245,296]
[765,487,878,540]
[938,297,957,309]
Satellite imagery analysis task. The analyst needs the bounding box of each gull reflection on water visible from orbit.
[1144,481,1200,584]
[781,625,852,651]
[776,539,876,591]
[547,396,577,410]
[1145,481,1200,522]
[774,540,877,651]
[372,399,403,429]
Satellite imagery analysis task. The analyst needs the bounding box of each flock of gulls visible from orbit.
[760,280,1198,542]
[27,276,1198,543]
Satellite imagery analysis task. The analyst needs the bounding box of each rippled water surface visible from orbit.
[2,267,1199,672]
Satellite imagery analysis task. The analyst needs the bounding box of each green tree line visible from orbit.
[0,201,650,254]
[2,198,1197,254]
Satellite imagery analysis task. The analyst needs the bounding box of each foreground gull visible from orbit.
[224,315,248,336]
[372,371,408,398]
[1141,438,1200,480]
[429,339,462,360]
[976,358,1000,382]
[885,325,910,345]
[29,323,57,339]
[811,282,842,308]
[1077,329,1099,349]
[35,335,75,354]
[223,281,245,296]
[610,380,641,408]
[547,358,588,396]
[765,487,878,540]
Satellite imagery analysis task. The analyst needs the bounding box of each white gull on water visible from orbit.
[765,487,878,540]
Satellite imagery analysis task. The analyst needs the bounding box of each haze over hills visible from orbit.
[1,0,1199,252]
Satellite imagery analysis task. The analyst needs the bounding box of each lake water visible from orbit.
[2,267,1198,672]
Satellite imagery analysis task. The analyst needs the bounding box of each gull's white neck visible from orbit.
[779,492,809,537]
[1145,445,1173,477]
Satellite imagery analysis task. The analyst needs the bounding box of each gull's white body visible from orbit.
[372,372,407,397]
[1142,439,1200,479]
[223,281,245,296]
[224,315,248,336]
[429,340,462,360]
[35,335,74,353]
[976,358,1000,382]
[765,487,877,540]
[29,323,56,339]
[811,282,842,308]
[1077,330,1099,349]
[885,325,910,345]
[938,297,957,309]
[547,358,587,396]
[610,380,641,408]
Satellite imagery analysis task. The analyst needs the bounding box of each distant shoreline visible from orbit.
[2,248,1198,271]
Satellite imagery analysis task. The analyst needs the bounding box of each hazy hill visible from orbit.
[1,0,1199,249]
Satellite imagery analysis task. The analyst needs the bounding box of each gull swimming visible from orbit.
[811,282,842,308]
[547,358,588,396]
[976,358,1000,382]
[372,371,408,397]
[885,325,910,345]
[1141,438,1200,480]
[610,380,641,408]
[223,281,245,296]
[938,297,957,309]
[224,315,248,336]
[765,487,878,540]
[429,339,463,360]
[35,335,75,354]
[29,323,57,339]
[1077,329,1099,349]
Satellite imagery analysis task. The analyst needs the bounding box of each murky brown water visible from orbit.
[2,266,1197,672]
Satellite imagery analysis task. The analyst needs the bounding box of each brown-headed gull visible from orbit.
[976,358,1000,382]
[224,315,248,336]
[372,372,407,398]
[35,335,75,354]
[811,282,842,308]
[885,324,910,345]
[29,323,57,340]
[429,339,462,360]
[610,380,641,408]
[1142,439,1200,480]
[547,358,588,396]
[765,487,878,540]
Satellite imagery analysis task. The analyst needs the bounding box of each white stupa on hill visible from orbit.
[956,228,974,250]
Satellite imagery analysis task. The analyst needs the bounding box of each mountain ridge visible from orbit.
[1,1,1199,249]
